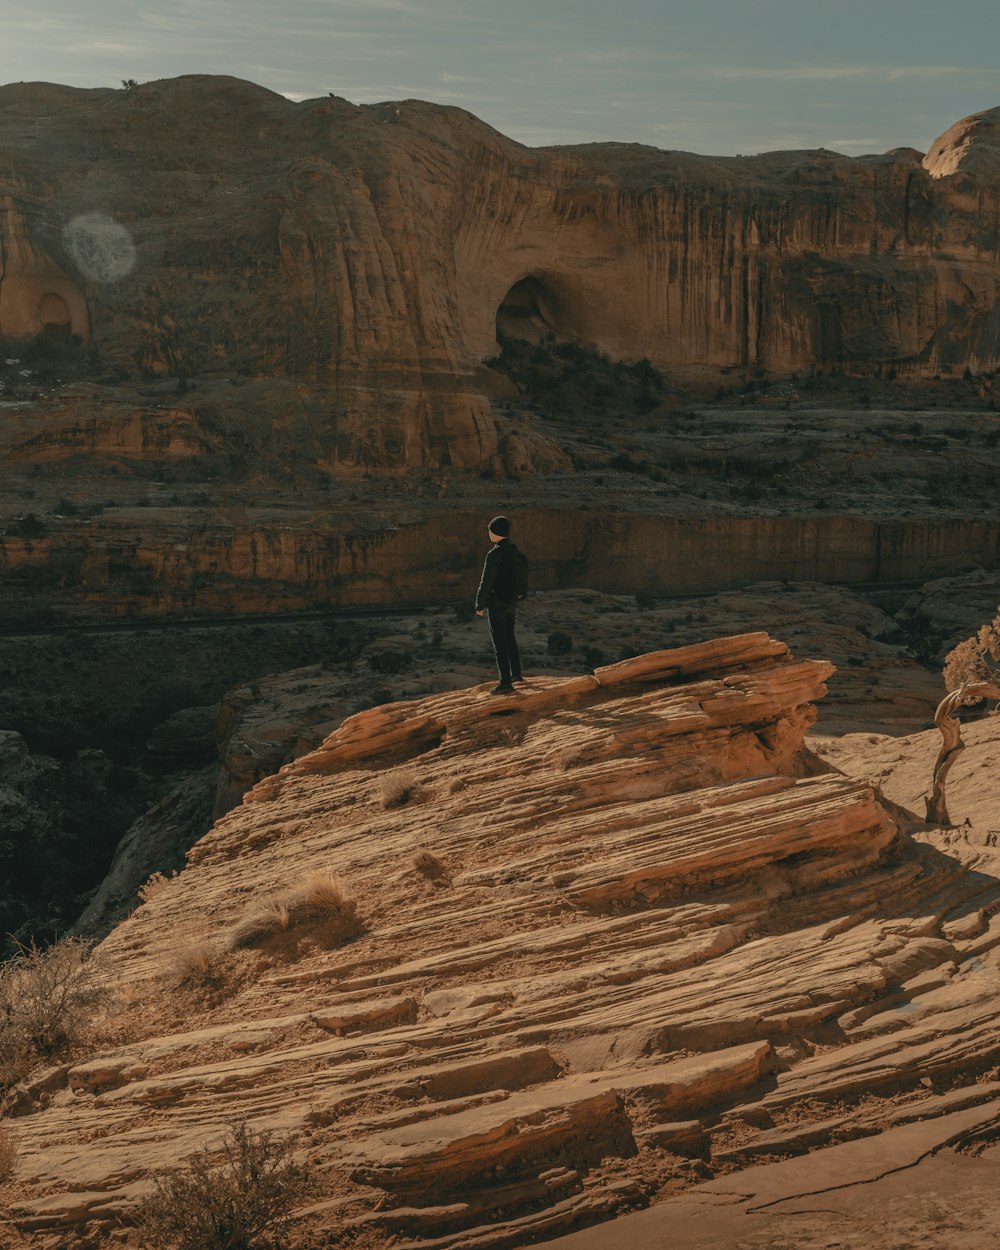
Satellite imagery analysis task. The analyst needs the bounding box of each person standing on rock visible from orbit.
[475,515,527,695]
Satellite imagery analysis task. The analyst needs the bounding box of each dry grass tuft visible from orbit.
[298,869,348,912]
[138,870,178,903]
[229,872,361,952]
[266,898,292,932]
[165,938,221,987]
[0,1122,17,1183]
[412,847,449,883]
[229,897,291,950]
[378,769,419,809]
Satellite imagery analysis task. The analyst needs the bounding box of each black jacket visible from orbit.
[475,539,521,610]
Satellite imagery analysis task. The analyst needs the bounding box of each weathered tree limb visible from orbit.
[924,681,1000,825]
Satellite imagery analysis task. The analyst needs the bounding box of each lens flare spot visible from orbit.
[62,213,136,283]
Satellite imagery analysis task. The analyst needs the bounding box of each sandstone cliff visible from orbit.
[5,636,1000,1248]
[0,77,998,477]
[1,497,998,623]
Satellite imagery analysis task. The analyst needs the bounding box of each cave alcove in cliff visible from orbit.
[36,292,72,341]
[496,275,575,347]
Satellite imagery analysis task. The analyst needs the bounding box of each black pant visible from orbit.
[488,603,521,685]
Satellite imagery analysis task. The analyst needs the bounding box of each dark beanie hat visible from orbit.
[488,515,511,537]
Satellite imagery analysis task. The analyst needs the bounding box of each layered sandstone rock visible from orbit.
[6,635,1000,1248]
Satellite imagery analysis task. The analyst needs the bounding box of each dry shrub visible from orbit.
[266,899,292,932]
[0,939,107,1090]
[135,1119,312,1250]
[138,870,177,903]
[942,608,1000,693]
[412,848,448,883]
[165,938,221,987]
[0,1122,17,1182]
[378,769,419,809]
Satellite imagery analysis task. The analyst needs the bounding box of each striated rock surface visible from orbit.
[5,634,1000,1248]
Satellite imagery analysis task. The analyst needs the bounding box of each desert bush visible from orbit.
[609,451,643,474]
[135,1120,311,1250]
[229,898,293,949]
[546,631,573,655]
[378,770,418,809]
[0,938,107,1089]
[138,870,177,904]
[165,937,221,987]
[412,848,448,883]
[943,609,1000,691]
[11,513,45,538]
[0,1121,17,1182]
[364,642,413,674]
[298,869,349,913]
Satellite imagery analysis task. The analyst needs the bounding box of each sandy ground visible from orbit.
[540,1143,1000,1250]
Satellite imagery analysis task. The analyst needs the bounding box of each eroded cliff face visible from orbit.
[0,77,998,476]
[1,506,997,622]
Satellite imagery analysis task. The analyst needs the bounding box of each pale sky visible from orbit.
[1,0,997,156]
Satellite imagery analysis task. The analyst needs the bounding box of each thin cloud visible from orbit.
[715,65,866,82]
[885,64,984,81]
[715,62,994,85]
[319,0,441,10]
[553,49,639,66]
[303,0,490,16]
[68,39,148,56]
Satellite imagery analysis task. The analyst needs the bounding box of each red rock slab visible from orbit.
[343,1042,773,1196]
